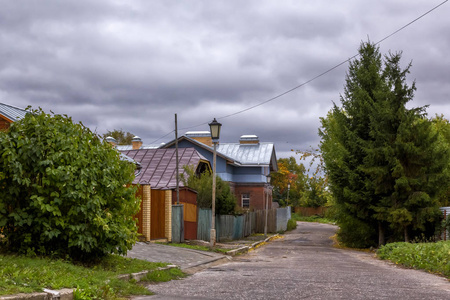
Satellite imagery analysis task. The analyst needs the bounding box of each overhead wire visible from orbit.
[152,0,448,142]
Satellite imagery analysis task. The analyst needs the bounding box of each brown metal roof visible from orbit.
[120,148,209,189]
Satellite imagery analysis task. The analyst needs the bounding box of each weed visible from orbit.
[145,268,186,283]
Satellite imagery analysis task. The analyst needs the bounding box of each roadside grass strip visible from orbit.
[377,241,450,278]
[158,242,230,254]
[291,213,335,224]
[0,253,185,299]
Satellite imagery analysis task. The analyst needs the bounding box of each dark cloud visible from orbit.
[1,0,449,164]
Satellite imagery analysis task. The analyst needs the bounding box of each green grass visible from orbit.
[291,212,335,224]
[377,241,450,278]
[0,253,184,299]
[286,218,297,231]
[159,242,230,254]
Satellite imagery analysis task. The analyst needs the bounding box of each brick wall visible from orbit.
[233,184,272,210]
[164,190,172,242]
[0,117,11,131]
[142,185,151,241]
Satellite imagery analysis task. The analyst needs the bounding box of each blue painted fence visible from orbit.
[197,207,291,242]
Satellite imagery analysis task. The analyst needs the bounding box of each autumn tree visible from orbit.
[320,42,449,247]
[103,129,135,145]
[271,157,307,207]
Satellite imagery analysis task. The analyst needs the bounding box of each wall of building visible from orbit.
[233,183,272,210]
[0,116,11,131]
[173,139,229,180]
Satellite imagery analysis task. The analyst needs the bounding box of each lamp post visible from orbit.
[265,175,271,238]
[287,182,291,207]
[209,118,222,247]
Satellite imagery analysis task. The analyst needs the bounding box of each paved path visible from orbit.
[127,242,229,272]
[134,222,450,300]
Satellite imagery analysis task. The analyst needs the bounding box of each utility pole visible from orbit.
[175,114,179,205]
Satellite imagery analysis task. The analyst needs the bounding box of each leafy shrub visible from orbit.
[336,213,377,248]
[0,109,139,260]
[286,218,297,231]
[377,241,450,278]
[181,166,236,215]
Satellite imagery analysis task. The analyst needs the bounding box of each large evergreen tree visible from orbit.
[320,42,449,247]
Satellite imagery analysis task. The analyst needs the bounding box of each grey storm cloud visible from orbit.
[1,0,449,161]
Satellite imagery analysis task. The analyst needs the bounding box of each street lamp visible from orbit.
[287,182,291,206]
[209,118,222,247]
[265,174,271,238]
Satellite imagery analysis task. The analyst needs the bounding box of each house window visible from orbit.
[241,193,250,208]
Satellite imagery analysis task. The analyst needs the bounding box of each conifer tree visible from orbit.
[320,42,449,247]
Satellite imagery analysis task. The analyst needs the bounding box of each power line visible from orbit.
[159,1,448,138]
[216,0,448,121]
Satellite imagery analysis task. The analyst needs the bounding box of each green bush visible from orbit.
[377,241,450,278]
[286,218,297,231]
[336,213,377,248]
[0,109,140,260]
[181,166,236,215]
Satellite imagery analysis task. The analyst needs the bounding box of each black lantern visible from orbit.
[209,118,222,140]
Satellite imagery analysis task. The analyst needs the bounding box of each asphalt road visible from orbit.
[135,222,450,300]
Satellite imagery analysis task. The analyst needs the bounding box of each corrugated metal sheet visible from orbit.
[120,148,209,189]
[217,142,274,165]
[116,144,160,151]
[0,102,27,122]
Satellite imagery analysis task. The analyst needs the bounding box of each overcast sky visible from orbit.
[1,0,449,161]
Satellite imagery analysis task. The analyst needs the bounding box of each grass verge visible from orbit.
[377,241,450,278]
[291,212,335,224]
[158,242,230,254]
[0,253,185,299]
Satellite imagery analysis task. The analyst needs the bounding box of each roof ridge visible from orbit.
[0,102,27,111]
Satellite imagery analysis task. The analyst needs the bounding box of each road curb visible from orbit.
[0,288,74,300]
[225,234,280,256]
[182,256,232,274]
[117,265,179,282]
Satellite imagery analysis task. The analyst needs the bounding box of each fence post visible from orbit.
[171,204,184,243]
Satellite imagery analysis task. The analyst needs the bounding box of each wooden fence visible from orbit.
[197,207,291,242]
[294,206,328,217]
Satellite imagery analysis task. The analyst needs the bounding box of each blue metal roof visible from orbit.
[0,102,27,122]
[217,142,276,166]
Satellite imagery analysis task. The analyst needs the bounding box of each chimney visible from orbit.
[105,136,117,147]
[185,131,212,146]
[239,135,259,145]
[132,136,143,150]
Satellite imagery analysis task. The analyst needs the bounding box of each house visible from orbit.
[162,132,278,211]
[118,146,211,241]
[0,102,27,131]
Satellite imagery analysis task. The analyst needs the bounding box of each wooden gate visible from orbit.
[151,189,166,239]
[172,188,198,240]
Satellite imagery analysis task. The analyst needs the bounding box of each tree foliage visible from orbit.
[270,157,307,207]
[0,109,139,260]
[299,176,331,208]
[102,129,135,145]
[320,42,449,247]
[181,166,236,215]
